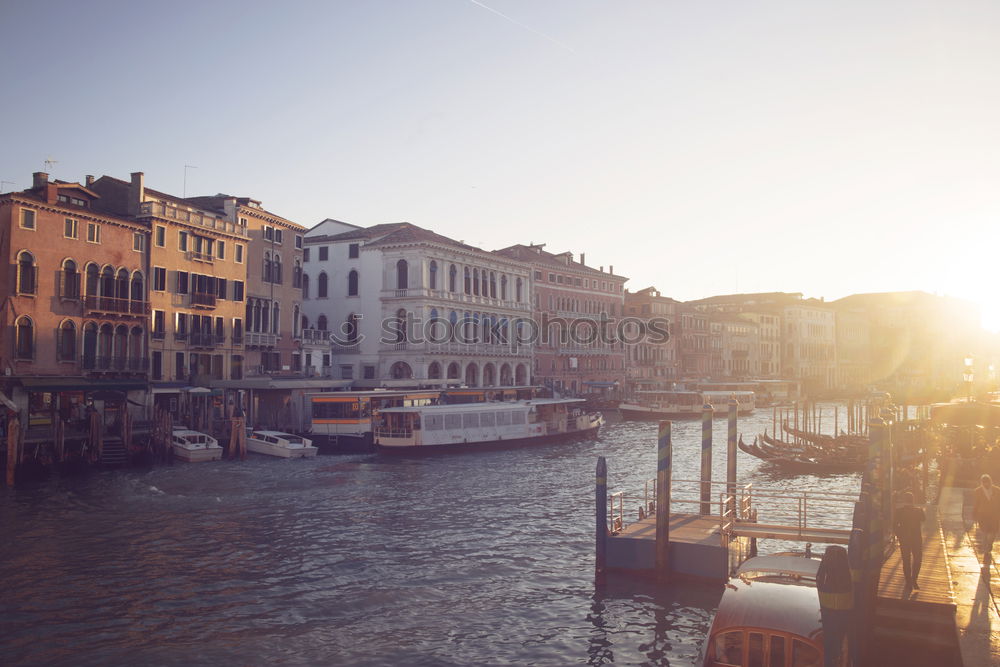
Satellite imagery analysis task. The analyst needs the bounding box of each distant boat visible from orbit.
[619,390,755,420]
[374,398,603,451]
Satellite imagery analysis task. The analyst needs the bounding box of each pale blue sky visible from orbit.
[3,1,1000,325]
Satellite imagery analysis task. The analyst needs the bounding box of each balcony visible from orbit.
[381,341,532,357]
[186,250,214,264]
[84,295,150,318]
[190,333,221,347]
[245,332,278,347]
[138,200,250,238]
[152,331,166,341]
[190,291,216,308]
[82,356,149,374]
[380,288,532,312]
[301,329,331,344]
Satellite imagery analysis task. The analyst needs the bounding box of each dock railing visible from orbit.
[608,478,753,535]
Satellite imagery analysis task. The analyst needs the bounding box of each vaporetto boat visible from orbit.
[618,391,755,420]
[374,398,603,450]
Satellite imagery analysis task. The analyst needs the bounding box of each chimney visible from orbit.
[610,265,614,275]
[128,171,145,216]
[580,253,585,266]
[600,266,604,272]
[32,172,48,189]
[85,175,95,187]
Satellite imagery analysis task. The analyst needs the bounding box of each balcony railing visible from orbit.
[190,291,216,308]
[82,356,149,373]
[84,295,151,316]
[301,329,331,343]
[381,341,531,357]
[381,288,531,311]
[138,201,250,238]
[187,250,214,263]
[152,331,166,340]
[245,332,278,347]
[190,333,221,347]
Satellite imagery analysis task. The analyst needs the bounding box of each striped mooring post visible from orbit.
[700,403,713,516]
[727,397,738,518]
[595,456,608,581]
[656,420,672,582]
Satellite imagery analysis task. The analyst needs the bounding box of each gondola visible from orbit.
[741,433,866,474]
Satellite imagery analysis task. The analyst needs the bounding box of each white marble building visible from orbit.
[301,220,534,387]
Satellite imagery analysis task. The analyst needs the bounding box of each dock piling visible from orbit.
[596,456,608,581]
[656,421,672,583]
[727,398,738,518]
[700,403,713,515]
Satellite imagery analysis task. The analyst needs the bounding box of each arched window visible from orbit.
[129,326,143,369]
[82,323,97,369]
[390,361,413,379]
[449,310,458,342]
[429,261,438,290]
[302,273,310,299]
[273,254,282,285]
[261,302,270,333]
[396,259,408,289]
[489,272,497,298]
[473,268,480,296]
[253,300,262,332]
[318,272,328,298]
[516,277,523,302]
[130,272,144,312]
[114,324,128,369]
[428,361,441,379]
[500,275,507,300]
[84,262,100,296]
[449,264,457,292]
[464,267,471,294]
[116,268,129,301]
[272,302,280,334]
[58,320,76,361]
[98,323,113,368]
[317,314,328,331]
[447,362,460,379]
[348,269,359,296]
[14,316,33,359]
[101,266,115,299]
[293,259,302,288]
[301,315,309,331]
[263,251,272,283]
[17,251,36,295]
[60,259,79,299]
[293,305,300,337]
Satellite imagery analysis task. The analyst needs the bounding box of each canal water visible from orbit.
[0,404,859,666]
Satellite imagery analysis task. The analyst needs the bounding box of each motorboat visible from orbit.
[246,430,318,458]
[171,427,223,462]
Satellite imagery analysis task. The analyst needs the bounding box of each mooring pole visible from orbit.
[727,397,738,519]
[700,403,713,515]
[596,456,608,581]
[656,420,672,582]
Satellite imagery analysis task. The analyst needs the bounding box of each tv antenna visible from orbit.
[183,164,197,197]
[44,157,58,172]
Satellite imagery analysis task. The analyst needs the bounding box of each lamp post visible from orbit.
[964,355,974,403]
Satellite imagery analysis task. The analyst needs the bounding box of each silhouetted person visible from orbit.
[973,474,1000,569]
[894,491,924,589]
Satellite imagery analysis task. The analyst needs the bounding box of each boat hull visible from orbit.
[246,441,319,458]
[377,421,602,453]
[618,407,700,420]
[172,445,223,462]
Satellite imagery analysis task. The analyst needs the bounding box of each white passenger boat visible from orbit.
[374,398,603,450]
[171,427,223,462]
[619,390,755,420]
[246,430,318,458]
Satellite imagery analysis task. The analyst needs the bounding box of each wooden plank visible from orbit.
[878,519,955,607]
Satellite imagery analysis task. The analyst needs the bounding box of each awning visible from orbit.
[210,378,353,390]
[19,378,147,393]
[930,401,1000,428]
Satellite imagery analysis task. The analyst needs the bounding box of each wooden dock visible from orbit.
[605,512,733,580]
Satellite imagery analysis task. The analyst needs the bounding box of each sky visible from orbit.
[2,1,1000,328]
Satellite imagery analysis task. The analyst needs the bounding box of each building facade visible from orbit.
[91,173,249,390]
[782,299,836,391]
[493,244,627,395]
[303,221,534,387]
[623,287,680,393]
[0,172,151,417]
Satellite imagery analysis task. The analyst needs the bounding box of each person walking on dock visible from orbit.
[973,473,1000,569]
[894,491,925,589]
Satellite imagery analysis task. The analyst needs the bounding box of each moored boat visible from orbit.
[246,431,318,458]
[374,398,603,450]
[619,390,755,420]
[171,427,223,462]
[700,553,828,666]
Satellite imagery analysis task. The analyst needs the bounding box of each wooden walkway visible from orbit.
[731,522,851,545]
[877,517,956,607]
[614,512,719,546]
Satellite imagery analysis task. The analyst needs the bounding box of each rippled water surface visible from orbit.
[0,405,860,666]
